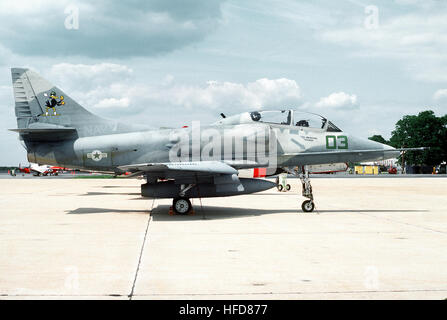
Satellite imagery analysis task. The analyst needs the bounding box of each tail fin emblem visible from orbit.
[42,91,65,116]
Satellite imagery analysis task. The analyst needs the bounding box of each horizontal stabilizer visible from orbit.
[9,127,76,133]
[9,125,77,141]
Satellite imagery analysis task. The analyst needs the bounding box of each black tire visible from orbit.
[286,184,291,191]
[173,197,192,214]
[301,200,315,212]
[277,184,283,192]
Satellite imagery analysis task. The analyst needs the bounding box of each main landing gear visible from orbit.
[171,184,195,215]
[287,166,315,213]
[172,197,192,214]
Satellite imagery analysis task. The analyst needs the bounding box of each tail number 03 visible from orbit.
[326,135,348,149]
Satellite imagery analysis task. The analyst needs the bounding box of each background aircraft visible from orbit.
[10,68,418,213]
[10,162,63,176]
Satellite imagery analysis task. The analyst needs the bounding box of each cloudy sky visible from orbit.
[0,0,446,165]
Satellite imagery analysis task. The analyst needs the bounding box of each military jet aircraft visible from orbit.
[9,68,418,214]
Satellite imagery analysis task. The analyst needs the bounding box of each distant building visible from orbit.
[355,165,379,175]
[356,158,399,175]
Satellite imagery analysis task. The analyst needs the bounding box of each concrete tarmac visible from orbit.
[0,177,446,299]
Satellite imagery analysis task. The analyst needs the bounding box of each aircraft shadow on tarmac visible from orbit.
[101,185,141,188]
[78,191,141,196]
[65,205,428,220]
[150,205,293,221]
[318,209,428,213]
[65,205,290,219]
[66,207,149,215]
[150,206,428,221]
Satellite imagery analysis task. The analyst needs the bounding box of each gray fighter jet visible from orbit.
[9,68,415,213]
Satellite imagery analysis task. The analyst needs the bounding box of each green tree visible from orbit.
[368,135,389,145]
[389,110,447,166]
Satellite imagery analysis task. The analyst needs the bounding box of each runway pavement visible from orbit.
[0,177,446,299]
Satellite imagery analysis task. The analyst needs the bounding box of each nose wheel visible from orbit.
[301,199,315,212]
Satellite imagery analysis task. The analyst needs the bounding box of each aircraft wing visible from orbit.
[121,161,276,199]
[118,161,238,180]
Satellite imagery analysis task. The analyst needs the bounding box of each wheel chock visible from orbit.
[169,206,195,215]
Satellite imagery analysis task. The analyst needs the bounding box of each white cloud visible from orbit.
[320,13,447,82]
[51,63,133,78]
[48,63,303,116]
[161,74,175,86]
[433,89,447,101]
[50,63,132,85]
[46,63,133,95]
[0,0,225,58]
[315,92,358,109]
[146,78,302,112]
[75,77,302,113]
[94,97,130,109]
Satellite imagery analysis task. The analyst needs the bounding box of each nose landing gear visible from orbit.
[286,166,315,212]
[300,167,315,212]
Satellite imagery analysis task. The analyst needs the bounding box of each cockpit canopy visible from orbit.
[215,110,342,132]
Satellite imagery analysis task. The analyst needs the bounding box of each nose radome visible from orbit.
[348,135,394,151]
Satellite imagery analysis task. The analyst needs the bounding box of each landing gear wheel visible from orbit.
[286,184,291,191]
[277,184,283,191]
[301,200,315,212]
[173,197,192,214]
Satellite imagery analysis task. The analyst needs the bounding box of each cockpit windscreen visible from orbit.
[293,112,326,129]
[249,110,342,132]
[250,110,291,125]
[326,121,342,132]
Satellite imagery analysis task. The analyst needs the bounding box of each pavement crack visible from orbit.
[128,210,152,300]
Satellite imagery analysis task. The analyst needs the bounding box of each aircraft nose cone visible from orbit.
[349,135,400,160]
[350,135,391,150]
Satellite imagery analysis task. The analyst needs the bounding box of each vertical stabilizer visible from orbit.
[11,67,149,137]
[12,68,46,128]
[10,68,112,135]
